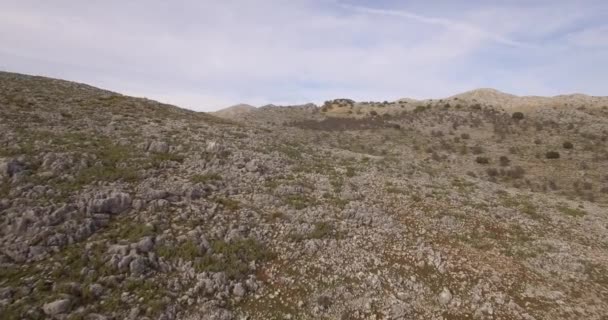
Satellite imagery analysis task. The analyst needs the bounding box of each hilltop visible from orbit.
[213,104,256,118]
[1,72,608,319]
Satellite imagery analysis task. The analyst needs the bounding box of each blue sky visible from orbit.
[1,1,607,111]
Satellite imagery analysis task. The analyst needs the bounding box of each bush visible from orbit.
[486,168,499,177]
[460,133,470,140]
[191,173,222,183]
[475,156,490,164]
[512,112,524,120]
[499,156,510,166]
[545,151,560,159]
[369,110,378,116]
[414,105,427,113]
[563,141,573,149]
[471,146,484,155]
[506,166,525,179]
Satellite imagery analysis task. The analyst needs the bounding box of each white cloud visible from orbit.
[340,3,530,48]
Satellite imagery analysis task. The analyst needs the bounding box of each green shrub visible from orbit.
[285,194,314,210]
[345,166,356,177]
[558,206,587,217]
[198,239,274,280]
[191,173,222,183]
[214,197,240,211]
[309,222,333,239]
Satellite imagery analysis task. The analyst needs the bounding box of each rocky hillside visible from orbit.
[1,71,608,320]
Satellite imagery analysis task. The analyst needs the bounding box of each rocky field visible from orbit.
[1,71,608,319]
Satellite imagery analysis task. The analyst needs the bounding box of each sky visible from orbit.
[1,1,607,111]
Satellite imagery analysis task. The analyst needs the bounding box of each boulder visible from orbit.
[147,141,170,153]
[88,283,105,297]
[438,287,452,305]
[233,283,246,297]
[135,237,154,253]
[129,256,147,275]
[42,299,71,315]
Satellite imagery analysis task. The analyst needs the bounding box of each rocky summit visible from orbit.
[1,71,608,320]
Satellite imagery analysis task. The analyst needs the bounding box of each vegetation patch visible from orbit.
[557,205,587,217]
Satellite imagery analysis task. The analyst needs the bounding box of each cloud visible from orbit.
[0,1,606,111]
[340,3,530,48]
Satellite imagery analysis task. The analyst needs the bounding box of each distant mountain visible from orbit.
[398,88,608,110]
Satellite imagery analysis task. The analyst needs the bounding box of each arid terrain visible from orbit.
[1,71,608,320]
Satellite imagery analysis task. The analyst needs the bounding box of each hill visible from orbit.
[1,72,608,319]
[213,103,256,118]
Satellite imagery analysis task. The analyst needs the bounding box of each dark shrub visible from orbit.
[499,156,510,166]
[460,133,470,140]
[471,146,484,155]
[563,141,573,149]
[506,166,525,179]
[369,110,378,116]
[486,168,499,176]
[512,112,524,120]
[475,156,490,164]
[534,139,542,145]
[545,151,560,159]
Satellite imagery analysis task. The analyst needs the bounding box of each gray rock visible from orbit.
[245,160,259,172]
[147,141,170,153]
[233,283,246,297]
[85,314,109,320]
[136,237,154,253]
[89,283,105,297]
[118,255,135,271]
[130,256,147,275]
[42,298,71,315]
[108,244,130,256]
[0,158,25,177]
[89,192,132,214]
[0,287,14,300]
[438,287,452,306]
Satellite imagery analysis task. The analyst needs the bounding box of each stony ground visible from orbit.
[1,71,608,320]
